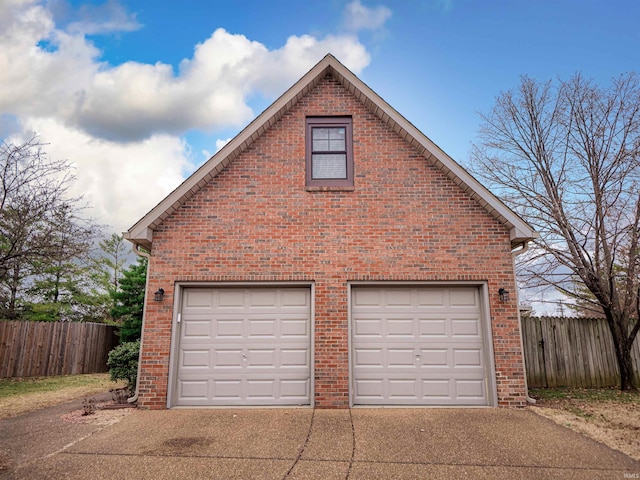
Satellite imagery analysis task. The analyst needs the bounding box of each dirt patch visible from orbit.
[60,402,134,426]
[530,396,640,461]
[0,451,9,476]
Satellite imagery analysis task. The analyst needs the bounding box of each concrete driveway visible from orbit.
[1,397,638,479]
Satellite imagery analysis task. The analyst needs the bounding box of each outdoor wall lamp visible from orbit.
[154,288,165,302]
[498,288,510,302]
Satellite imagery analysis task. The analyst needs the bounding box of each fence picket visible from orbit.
[0,321,117,378]
[523,316,640,388]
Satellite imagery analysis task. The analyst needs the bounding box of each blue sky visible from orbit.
[1,0,639,311]
[71,0,640,165]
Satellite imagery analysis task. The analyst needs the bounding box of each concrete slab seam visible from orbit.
[12,423,112,476]
[61,451,295,462]
[282,407,316,479]
[345,408,355,480]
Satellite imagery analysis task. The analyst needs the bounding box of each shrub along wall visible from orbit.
[522,316,640,388]
[0,321,118,378]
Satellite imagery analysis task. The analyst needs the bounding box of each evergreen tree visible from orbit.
[110,256,147,342]
[89,233,130,322]
[94,233,128,295]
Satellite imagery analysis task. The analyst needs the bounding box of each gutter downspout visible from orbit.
[127,242,151,404]
[512,240,536,405]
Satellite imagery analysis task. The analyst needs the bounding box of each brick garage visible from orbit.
[125,55,535,409]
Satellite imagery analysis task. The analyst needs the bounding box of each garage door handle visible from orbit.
[242,353,248,361]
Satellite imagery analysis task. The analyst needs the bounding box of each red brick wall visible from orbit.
[137,74,527,409]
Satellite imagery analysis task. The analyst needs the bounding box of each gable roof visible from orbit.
[125,54,536,251]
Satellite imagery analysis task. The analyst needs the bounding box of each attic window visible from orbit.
[306,117,353,187]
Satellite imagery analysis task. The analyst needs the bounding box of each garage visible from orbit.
[351,285,494,406]
[173,287,312,406]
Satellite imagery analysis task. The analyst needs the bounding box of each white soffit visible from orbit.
[124,54,535,250]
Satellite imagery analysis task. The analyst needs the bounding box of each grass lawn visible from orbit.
[530,386,640,404]
[0,373,124,419]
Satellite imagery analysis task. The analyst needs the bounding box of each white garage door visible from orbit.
[175,287,311,406]
[351,286,491,406]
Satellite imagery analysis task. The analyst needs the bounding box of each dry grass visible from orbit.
[529,387,640,461]
[0,374,124,420]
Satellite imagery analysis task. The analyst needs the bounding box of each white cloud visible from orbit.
[66,0,142,35]
[0,3,372,142]
[15,117,193,232]
[343,0,392,32]
[0,0,377,232]
[215,138,232,152]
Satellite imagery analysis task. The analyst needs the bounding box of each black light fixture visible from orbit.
[154,288,165,302]
[498,288,510,302]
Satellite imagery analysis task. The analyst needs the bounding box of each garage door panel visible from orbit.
[281,289,310,307]
[417,289,446,306]
[354,379,384,399]
[213,349,244,368]
[176,287,311,406]
[214,319,244,338]
[247,349,275,366]
[387,379,418,398]
[387,318,414,336]
[217,290,245,308]
[178,380,209,400]
[453,348,483,367]
[181,350,210,368]
[184,290,214,308]
[354,348,383,366]
[387,348,418,367]
[177,376,311,406]
[449,288,478,306]
[280,349,309,367]
[183,320,213,338]
[422,379,451,398]
[248,319,276,337]
[352,289,382,307]
[280,379,310,398]
[353,318,383,336]
[455,379,486,399]
[247,290,278,307]
[212,380,241,399]
[281,319,309,337]
[420,348,448,366]
[384,289,413,306]
[419,319,447,337]
[246,379,275,397]
[352,286,490,406]
[451,318,481,337]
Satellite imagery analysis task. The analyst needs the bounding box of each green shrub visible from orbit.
[107,340,140,395]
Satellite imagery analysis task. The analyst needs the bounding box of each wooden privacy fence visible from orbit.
[521,316,640,388]
[0,321,118,378]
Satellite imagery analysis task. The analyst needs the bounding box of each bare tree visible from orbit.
[0,136,98,319]
[471,73,640,390]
